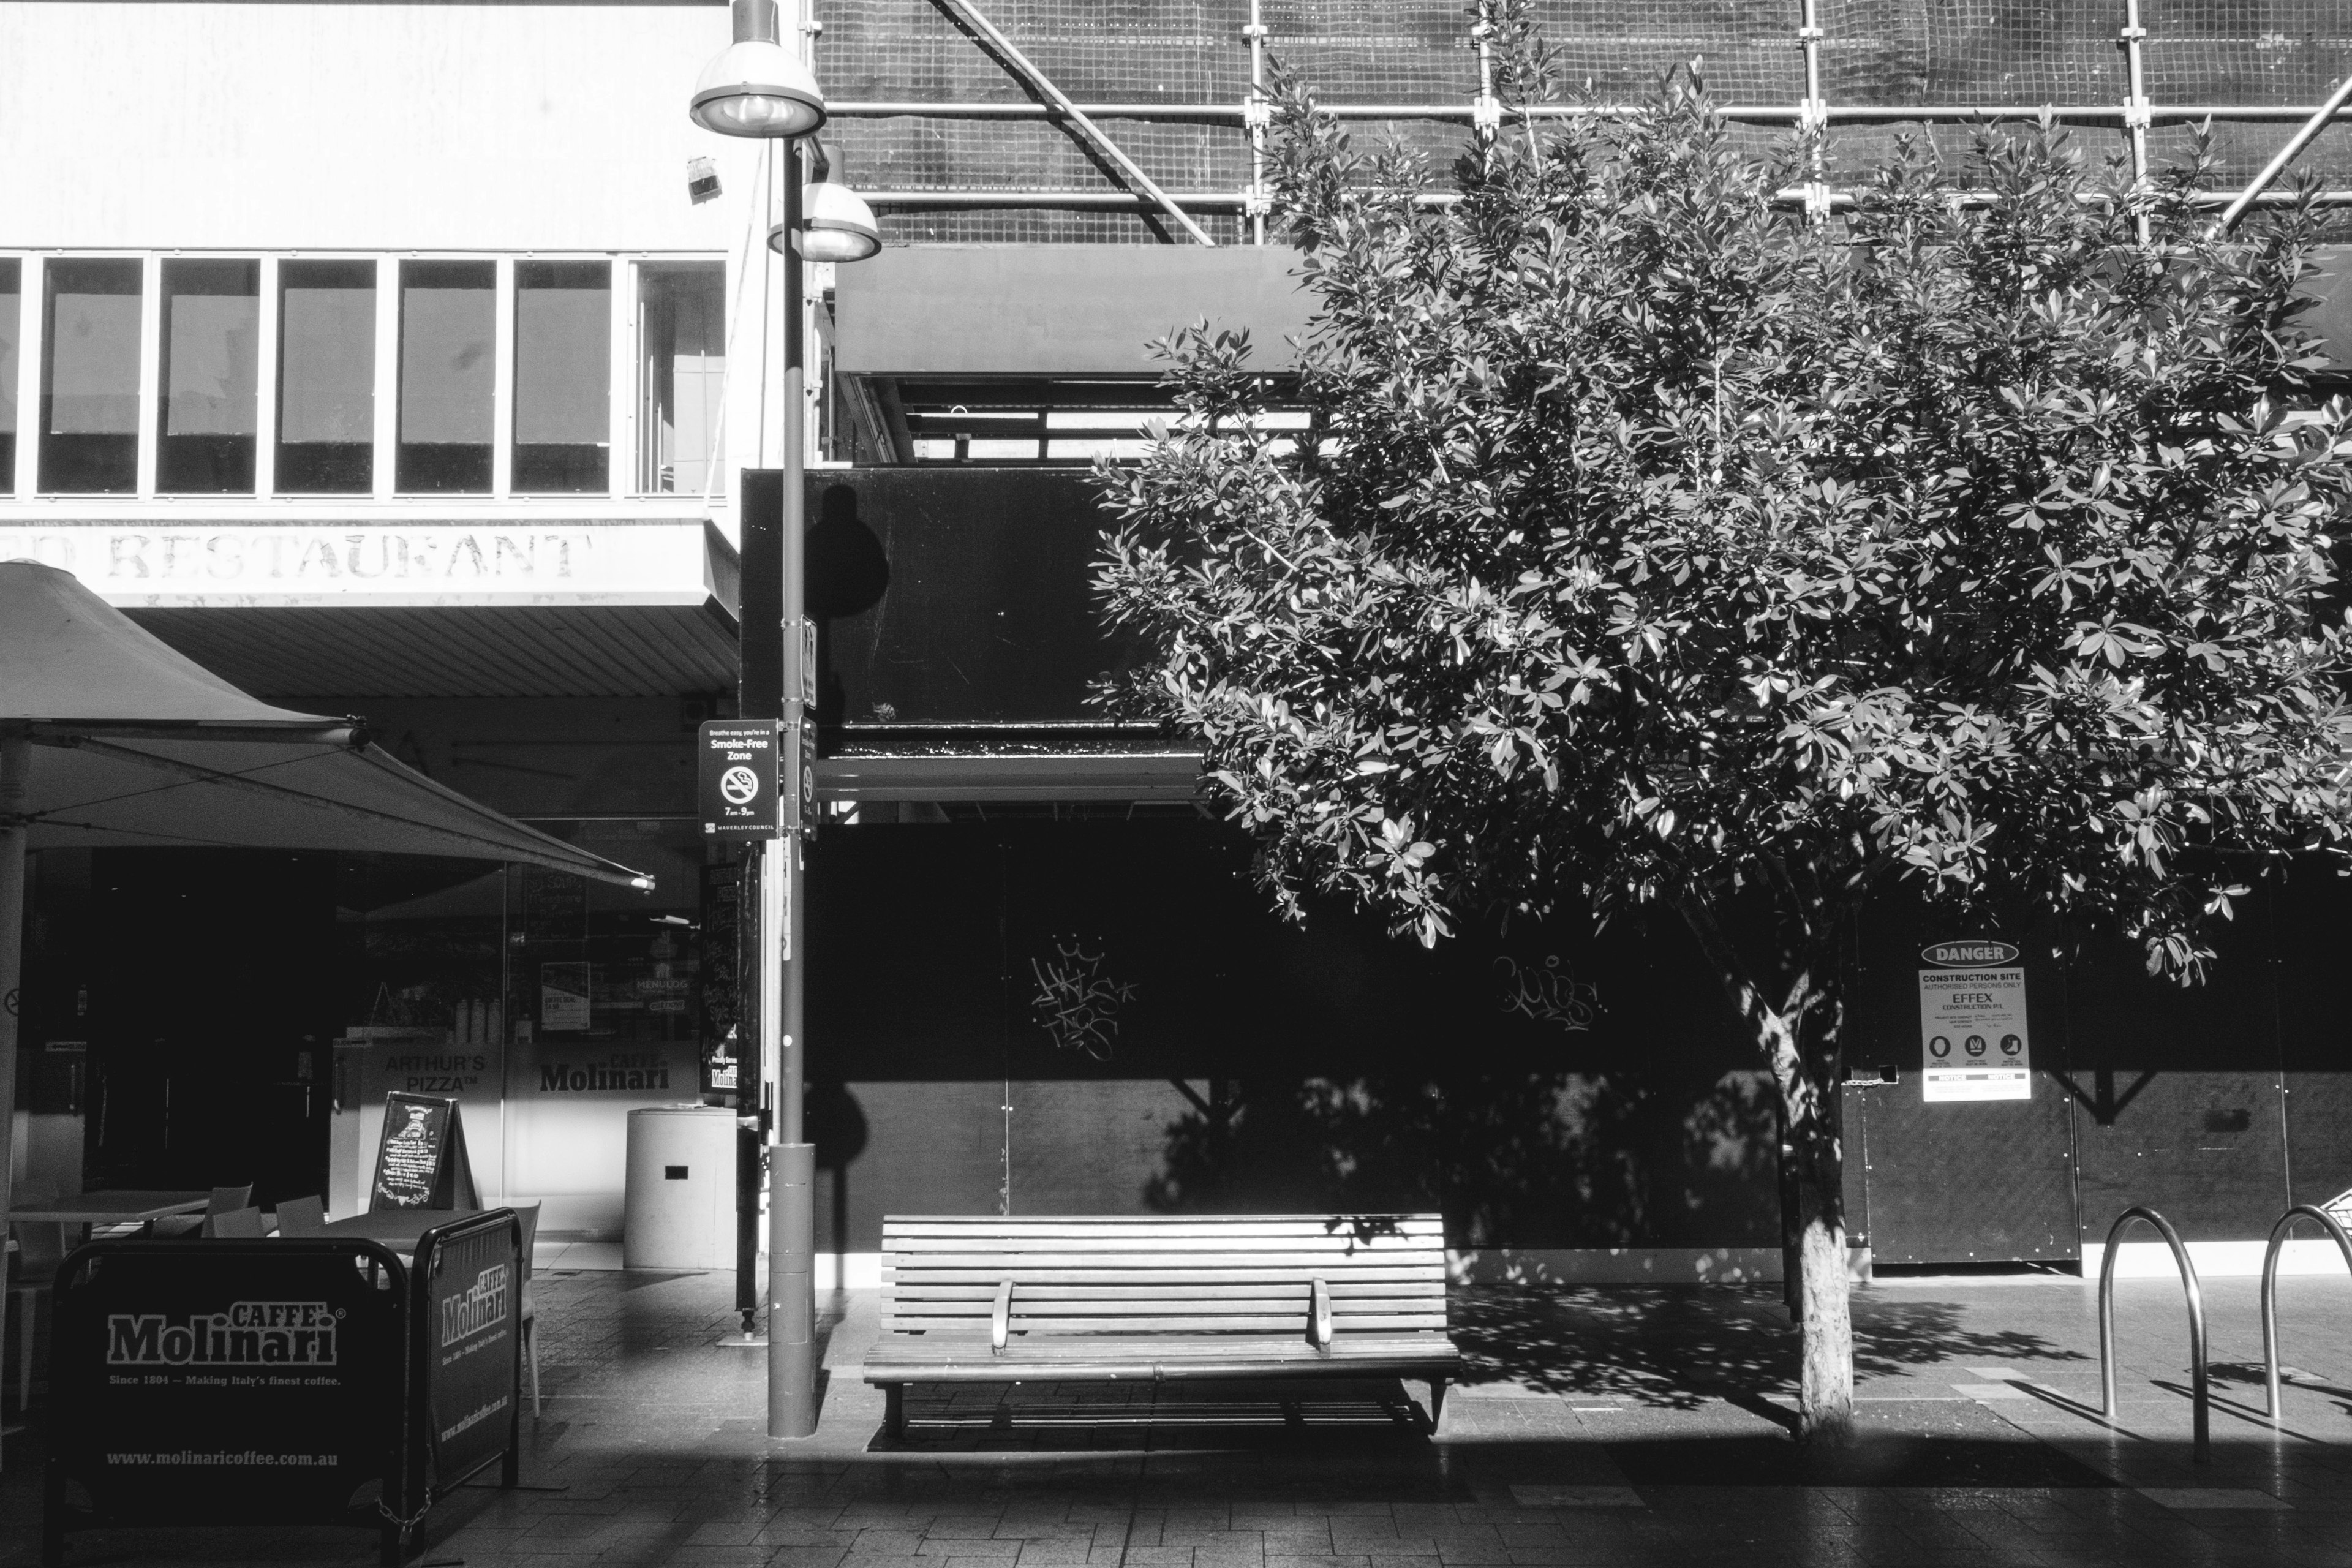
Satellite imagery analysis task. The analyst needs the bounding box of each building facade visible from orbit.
[6,0,2351,1275]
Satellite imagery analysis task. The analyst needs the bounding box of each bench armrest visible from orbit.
[1311,1278,1332,1351]
[992,1280,1012,1354]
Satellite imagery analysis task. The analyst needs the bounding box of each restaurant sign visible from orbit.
[0,522,718,608]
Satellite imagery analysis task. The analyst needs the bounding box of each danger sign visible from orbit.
[1918,941,2031,1102]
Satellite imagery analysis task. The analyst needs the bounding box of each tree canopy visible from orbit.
[1093,20,2352,1441]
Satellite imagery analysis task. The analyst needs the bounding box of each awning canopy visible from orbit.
[1,560,650,886]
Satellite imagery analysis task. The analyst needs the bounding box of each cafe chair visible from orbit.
[273,1195,328,1235]
[513,1201,543,1416]
[209,1207,269,1239]
[8,1183,67,1412]
[160,1185,255,1239]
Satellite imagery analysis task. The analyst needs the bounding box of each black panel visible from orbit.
[2273,867,2352,1210]
[513,443,606,493]
[809,467,1148,726]
[2059,888,2290,1243]
[157,433,255,494]
[1842,907,2081,1265]
[275,442,371,493]
[807,817,1780,1253]
[394,442,492,493]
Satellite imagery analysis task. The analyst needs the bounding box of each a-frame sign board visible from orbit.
[368,1092,483,1212]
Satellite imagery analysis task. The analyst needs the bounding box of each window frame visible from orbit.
[0,250,720,504]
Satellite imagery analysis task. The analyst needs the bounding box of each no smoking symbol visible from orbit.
[720,766,760,805]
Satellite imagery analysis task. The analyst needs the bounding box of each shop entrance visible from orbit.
[85,851,339,1205]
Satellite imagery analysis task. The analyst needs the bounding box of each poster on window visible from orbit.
[540,962,590,1032]
[1918,941,2031,1102]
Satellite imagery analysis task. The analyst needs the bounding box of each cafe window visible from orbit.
[637,263,725,495]
[514,260,611,494]
[0,260,19,489]
[157,258,260,494]
[277,258,377,494]
[40,258,143,494]
[396,259,495,493]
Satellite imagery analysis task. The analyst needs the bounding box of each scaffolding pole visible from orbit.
[931,0,1215,244]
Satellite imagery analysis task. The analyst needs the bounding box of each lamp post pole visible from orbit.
[767,165,820,1441]
[693,0,876,1441]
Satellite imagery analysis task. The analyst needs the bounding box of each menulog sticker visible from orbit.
[1918,941,2031,1102]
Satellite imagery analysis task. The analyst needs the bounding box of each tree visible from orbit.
[1093,17,2352,1444]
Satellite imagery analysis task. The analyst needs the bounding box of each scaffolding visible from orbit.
[813,0,2352,243]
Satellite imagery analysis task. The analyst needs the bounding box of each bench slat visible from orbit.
[883,1313,1449,1335]
[887,1267,1437,1287]
[882,1219,1442,1238]
[884,1251,1441,1273]
[887,1283,1440,1304]
[884,1234,1438,1255]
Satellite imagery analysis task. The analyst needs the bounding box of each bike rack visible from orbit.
[2260,1204,2352,1424]
[2098,1205,2209,1464]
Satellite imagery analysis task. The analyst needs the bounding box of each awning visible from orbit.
[0,519,739,699]
[1,560,651,886]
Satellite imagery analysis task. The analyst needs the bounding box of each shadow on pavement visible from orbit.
[1453,1286,2090,1407]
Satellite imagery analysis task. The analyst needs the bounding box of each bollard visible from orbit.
[768,1140,819,1438]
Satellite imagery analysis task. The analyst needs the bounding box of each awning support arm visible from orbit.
[930,0,1216,246]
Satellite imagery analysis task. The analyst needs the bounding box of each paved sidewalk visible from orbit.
[3,1270,2346,1567]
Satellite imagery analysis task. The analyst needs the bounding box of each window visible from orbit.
[638,264,725,494]
[157,259,259,493]
[513,260,611,493]
[397,259,494,493]
[0,260,18,488]
[41,258,142,493]
[277,259,376,494]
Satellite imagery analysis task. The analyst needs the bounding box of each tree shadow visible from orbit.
[1452,1284,2089,1409]
[1143,1069,1781,1254]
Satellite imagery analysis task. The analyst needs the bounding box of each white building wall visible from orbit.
[0,2,757,254]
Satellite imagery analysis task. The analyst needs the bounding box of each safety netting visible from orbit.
[815,0,2352,243]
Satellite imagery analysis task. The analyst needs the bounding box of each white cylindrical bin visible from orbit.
[622,1105,739,1270]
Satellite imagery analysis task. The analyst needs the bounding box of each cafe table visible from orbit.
[6,1190,209,1234]
[318,1207,486,1255]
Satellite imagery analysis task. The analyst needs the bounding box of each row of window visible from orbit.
[0,256,726,499]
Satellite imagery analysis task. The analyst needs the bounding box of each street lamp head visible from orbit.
[771,181,883,263]
[690,39,826,139]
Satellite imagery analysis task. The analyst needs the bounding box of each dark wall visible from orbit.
[807,818,2352,1264]
[809,468,1147,726]
[805,816,1780,1256]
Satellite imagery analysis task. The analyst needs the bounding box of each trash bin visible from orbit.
[621,1105,738,1270]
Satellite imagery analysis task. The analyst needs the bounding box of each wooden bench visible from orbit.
[862,1213,1461,1436]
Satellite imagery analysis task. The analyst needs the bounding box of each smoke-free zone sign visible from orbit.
[1918,941,2031,1102]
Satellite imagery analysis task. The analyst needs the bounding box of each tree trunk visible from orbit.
[1675,894,1857,1446]
[1763,1005,1856,1447]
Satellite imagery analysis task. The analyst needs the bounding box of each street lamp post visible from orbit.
[691,0,878,1441]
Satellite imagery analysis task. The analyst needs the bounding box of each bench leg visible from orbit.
[884,1383,906,1439]
[1425,1377,1447,1431]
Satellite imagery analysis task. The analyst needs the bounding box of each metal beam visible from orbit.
[927,0,1216,245]
[832,99,2352,127]
[2213,72,2352,234]
[855,187,2352,214]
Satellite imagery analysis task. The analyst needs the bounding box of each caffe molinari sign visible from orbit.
[53,1245,400,1524]
[0,522,717,608]
[1917,940,2032,1102]
[533,1047,682,1095]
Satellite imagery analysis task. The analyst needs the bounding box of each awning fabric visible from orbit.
[1,561,650,887]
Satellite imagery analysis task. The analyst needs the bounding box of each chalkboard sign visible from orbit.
[370,1093,481,1213]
